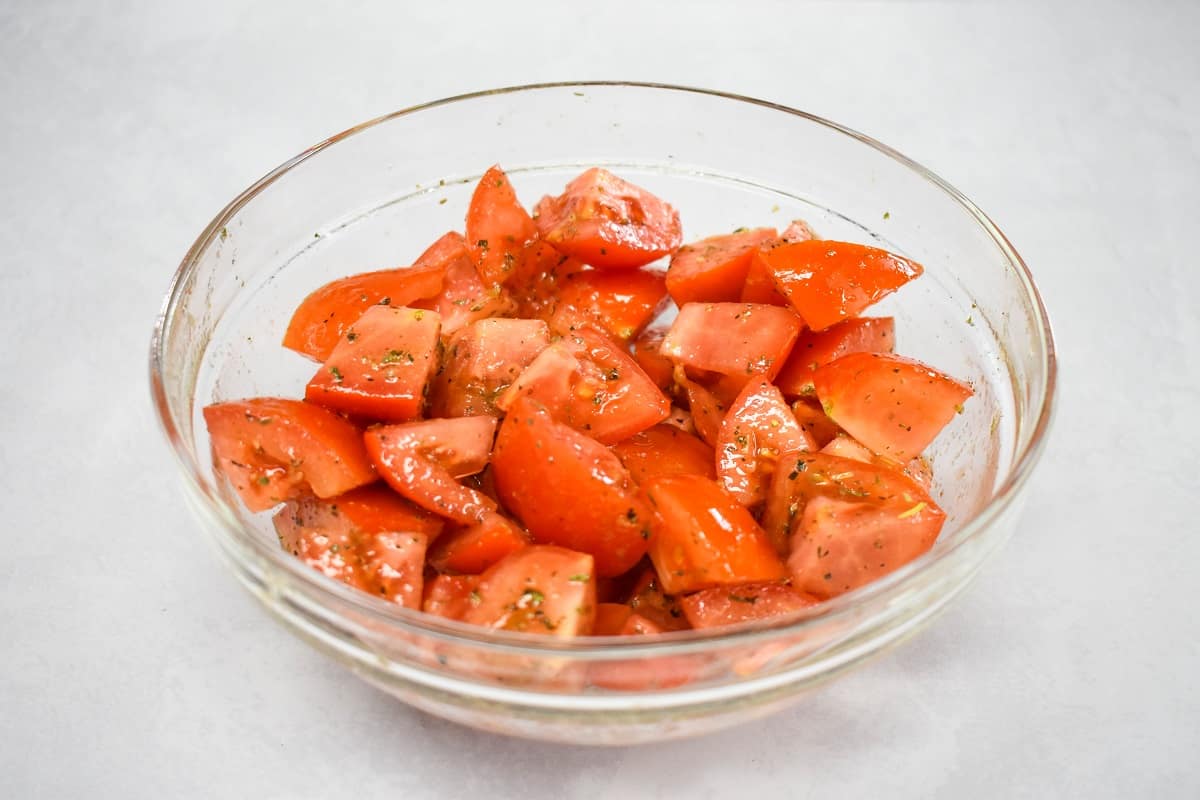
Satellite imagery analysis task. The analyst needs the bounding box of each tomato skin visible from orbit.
[661,302,802,380]
[812,351,973,463]
[423,574,482,621]
[679,582,819,630]
[465,165,537,287]
[429,318,550,418]
[716,380,816,507]
[204,398,376,512]
[611,424,715,484]
[775,317,895,398]
[631,327,675,392]
[427,512,530,574]
[761,239,923,331]
[360,531,428,609]
[282,265,444,362]
[644,474,788,595]
[363,416,499,525]
[534,168,682,270]
[412,232,516,334]
[548,268,669,344]
[491,397,651,577]
[462,545,597,636]
[666,227,777,306]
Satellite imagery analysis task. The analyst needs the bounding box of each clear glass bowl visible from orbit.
[149,82,1055,744]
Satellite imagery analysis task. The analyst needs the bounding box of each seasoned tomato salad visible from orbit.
[204,165,972,637]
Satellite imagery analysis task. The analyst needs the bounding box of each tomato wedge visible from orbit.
[423,574,482,621]
[812,351,973,463]
[716,380,816,507]
[780,219,818,243]
[204,398,375,512]
[660,302,802,380]
[462,545,597,636]
[492,397,651,576]
[623,565,690,631]
[665,227,777,306]
[359,531,428,608]
[465,165,537,287]
[548,268,669,343]
[412,232,516,334]
[631,327,674,392]
[760,240,923,331]
[775,317,895,398]
[429,318,550,418]
[611,424,715,484]
[427,512,530,574]
[674,367,728,449]
[679,582,819,630]
[791,398,842,448]
[822,433,936,493]
[508,239,588,318]
[534,168,682,270]
[644,474,787,595]
[275,484,443,545]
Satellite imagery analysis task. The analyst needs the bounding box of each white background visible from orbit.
[3,1,1198,796]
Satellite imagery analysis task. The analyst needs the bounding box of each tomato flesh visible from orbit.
[660,302,802,380]
[679,582,819,630]
[666,227,776,306]
[429,318,550,418]
[775,317,895,398]
[428,512,530,574]
[412,232,516,334]
[715,380,816,507]
[423,574,482,621]
[548,268,669,343]
[462,545,597,636]
[465,165,537,287]
[611,424,715,485]
[631,327,674,392]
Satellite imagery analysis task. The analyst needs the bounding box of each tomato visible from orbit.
[491,397,651,576]
[812,352,973,463]
[673,367,727,449]
[775,317,895,398]
[282,265,444,362]
[822,434,936,494]
[363,416,498,524]
[820,433,875,462]
[429,318,550,418]
[592,603,635,635]
[204,398,375,512]
[534,168,682,270]
[759,239,923,331]
[631,327,674,392]
[427,512,530,574]
[275,484,443,546]
[587,607,698,689]
[498,326,669,445]
[716,380,816,507]
[679,582,819,630]
[423,574,481,621]
[644,474,787,595]
[661,405,697,436]
[359,531,428,609]
[273,502,368,591]
[303,306,440,421]
[412,232,516,334]
[611,424,715,484]
[462,545,597,636]
[508,239,588,318]
[780,219,818,243]
[665,227,777,306]
[660,302,802,380]
[791,398,843,448]
[740,250,790,306]
[465,165,537,287]
[623,565,690,631]
[548,268,669,343]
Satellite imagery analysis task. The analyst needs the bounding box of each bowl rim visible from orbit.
[149,80,1057,657]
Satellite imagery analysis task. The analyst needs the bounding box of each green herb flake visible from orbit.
[521,589,545,607]
[381,349,414,365]
[468,590,482,605]
[568,574,591,583]
[883,211,891,220]
[329,366,344,383]
[255,476,270,486]
[728,593,758,604]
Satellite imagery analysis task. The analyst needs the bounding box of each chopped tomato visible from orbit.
[304,306,440,421]
[822,434,936,493]
[820,433,876,462]
[644,474,787,595]
[423,574,482,621]
[588,607,698,689]
[363,416,498,524]
[791,398,842,447]
[412,232,516,334]
[661,405,696,436]
[275,484,443,547]
[282,265,444,362]
[631,327,675,392]
[660,302,802,380]
[592,603,636,635]
[760,240,923,330]
[775,317,895,398]
[679,582,819,630]
[665,227,776,306]
[465,165,537,287]
[491,397,651,576]
[359,531,427,609]
[623,565,690,631]
[204,398,375,512]
[716,380,816,507]
[427,512,530,574]
[548,268,669,343]
[508,239,588,318]
[740,249,790,306]
[273,501,369,591]
[611,424,715,484]
[462,545,597,636]
[780,219,818,243]
[674,367,727,449]
[429,318,550,418]
[812,352,973,463]
[534,168,682,270]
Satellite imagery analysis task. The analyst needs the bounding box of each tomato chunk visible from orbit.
[812,352,973,462]
[623,565,690,631]
[363,416,498,524]
[427,512,530,574]
[548,268,669,343]
[611,424,715,485]
[360,531,427,608]
[508,239,588,318]
[492,397,651,576]
[674,367,728,449]
[462,545,597,636]
[679,582,819,630]
[465,165,537,287]
[423,574,482,621]
[822,433,936,493]
[716,380,816,507]
[631,327,674,392]
[780,219,818,243]
[592,603,636,635]
[429,318,550,418]
[275,485,443,548]
[204,398,375,512]
[534,168,682,270]
[666,227,777,306]
[644,474,787,595]
[761,240,923,331]
[775,317,895,398]
[740,249,790,306]
[412,232,516,334]
[661,302,802,379]
[791,398,842,448]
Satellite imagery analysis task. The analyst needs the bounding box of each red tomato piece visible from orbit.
[591,603,636,635]
[679,582,819,630]
[812,352,973,463]
[716,380,817,507]
[587,608,698,689]
[780,219,818,243]
[534,167,682,270]
[423,574,482,621]
[275,484,444,547]
[427,512,530,574]
[644,474,788,595]
[661,302,802,379]
[282,265,444,362]
[623,565,690,631]
[462,545,597,636]
[465,165,537,287]
[760,239,923,331]
[508,239,589,318]
[304,306,440,421]
[429,318,550,418]
[273,502,369,591]
[611,424,716,485]
[740,249,791,306]
[203,398,375,512]
[491,397,651,577]
[822,433,936,493]
[775,317,895,398]
[412,232,516,334]
[359,531,427,609]
[665,227,777,306]
[791,398,843,448]
[548,268,669,343]
[363,416,498,525]
[631,327,675,392]
[674,367,727,449]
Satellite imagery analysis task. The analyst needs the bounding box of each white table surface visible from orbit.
[3,1,1197,796]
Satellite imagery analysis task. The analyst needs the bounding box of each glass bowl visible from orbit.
[149,82,1055,744]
